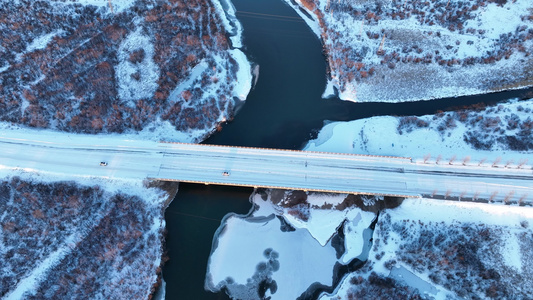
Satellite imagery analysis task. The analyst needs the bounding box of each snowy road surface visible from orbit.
[0,130,531,202]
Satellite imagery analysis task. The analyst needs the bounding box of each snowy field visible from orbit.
[284,0,533,102]
[305,98,533,167]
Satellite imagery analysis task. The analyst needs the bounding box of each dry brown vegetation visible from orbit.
[372,213,533,299]
[0,177,165,299]
[0,0,240,136]
[295,0,533,99]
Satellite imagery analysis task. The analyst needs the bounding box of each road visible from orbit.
[1,131,532,202]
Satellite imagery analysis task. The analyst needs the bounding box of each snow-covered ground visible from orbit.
[320,198,533,300]
[300,97,533,299]
[0,0,252,142]
[305,98,533,166]
[206,190,379,299]
[0,168,170,299]
[284,0,533,102]
[0,1,254,297]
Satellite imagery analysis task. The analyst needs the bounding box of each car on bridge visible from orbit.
[222,171,230,176]
[100,162,108,166]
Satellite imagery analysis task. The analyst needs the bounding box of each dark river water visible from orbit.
[163,0,533,299]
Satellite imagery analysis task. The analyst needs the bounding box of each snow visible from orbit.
[26,30,64,53]
[206,193,341,299]
[115,25,160,105]
[319,197,533,300]
[63,0,136,13]
[284,0,533,102]
[500,231,523,272]
[229,49,252,101]
[0,109,208,145]
[14,30,65,62]
[212,0,244,48]
[283,0,321,37]
[304,99,533,167]
[389,266,439,296]
[0,64,9,73]
[4,230,82,300]
[473,2,525,40]
[386,198,533,228]
[167,60,209,103]
[0,167,168,299]
[376,198,533,298]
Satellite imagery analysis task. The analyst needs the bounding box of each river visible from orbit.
[163,0,533,299]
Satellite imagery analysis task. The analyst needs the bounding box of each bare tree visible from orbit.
[492,157,501,167]
[518,194,527,206]
[518,158,528,169]
[505,159,514,168]
[489,191,498,203]
[462,156,470,166]
[448,155,456,165]
[423,153,431,164]
[504,191,514,205]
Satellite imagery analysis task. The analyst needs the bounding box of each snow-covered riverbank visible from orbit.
[305,98,533,168]
[0,0,252,142]
[0,0,253,298]
[321,198,533,300]
[284,0,533,102]
[301,96,533,299]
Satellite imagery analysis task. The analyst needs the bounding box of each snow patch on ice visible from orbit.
[206,192,377,299]
[341,211,376,263]
[206,211,338,299]
[322,79,336,99]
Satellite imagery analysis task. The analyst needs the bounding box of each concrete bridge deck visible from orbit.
[1,132,532,203]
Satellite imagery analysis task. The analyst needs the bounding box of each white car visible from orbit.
[222,171,230,176]
[100,162,108,166]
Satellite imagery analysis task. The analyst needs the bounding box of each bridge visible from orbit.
[1,130,532,203]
